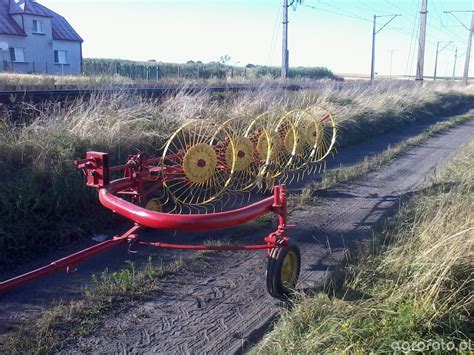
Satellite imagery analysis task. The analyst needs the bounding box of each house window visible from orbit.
[9,48,26,62]
[54,50,67,64]
[33,20,44,34]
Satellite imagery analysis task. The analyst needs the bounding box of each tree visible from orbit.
[219,55,231,65]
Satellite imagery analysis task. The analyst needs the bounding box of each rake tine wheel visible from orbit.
[212,117,258,195]
[243,111,276,191]
[308,106,337,163]
[274,109,311,184]
[161,119,236,212]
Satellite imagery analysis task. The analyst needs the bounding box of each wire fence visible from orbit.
[83,58,338,81]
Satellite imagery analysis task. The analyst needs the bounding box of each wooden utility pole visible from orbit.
[415,0,428,81]
[370,14,401,83]
[282,0,289,79]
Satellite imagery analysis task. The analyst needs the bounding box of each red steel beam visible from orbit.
[0,225,142,294]
[138,242,277,251]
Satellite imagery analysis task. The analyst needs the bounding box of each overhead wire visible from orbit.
[385,0,463,62]
[404,0,419,77]
[267,0,283,67]
[429,1,467,44]
[295,0,469,77]
[301,2,372,23]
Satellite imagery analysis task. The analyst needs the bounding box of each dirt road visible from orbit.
[1,116,473,354]
[64,120,474,353]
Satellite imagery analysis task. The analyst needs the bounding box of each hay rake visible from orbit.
[0,106,336,299]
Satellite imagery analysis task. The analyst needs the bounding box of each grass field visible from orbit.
[254,140,474,354]
[83,58,339,82]
[0,73,135,90]
[0,81,473,270]
[0,60,338,90]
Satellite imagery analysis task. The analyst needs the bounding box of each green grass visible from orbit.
[254,140,474,354]
[193,238,239,260]
[0,257,184,354]
[255,213,278,225]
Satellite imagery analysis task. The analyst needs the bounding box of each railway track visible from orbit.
[0,85,302,104]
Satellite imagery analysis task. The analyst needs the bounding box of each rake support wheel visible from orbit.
[266,240,301,300]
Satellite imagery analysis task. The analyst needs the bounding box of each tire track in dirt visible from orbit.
[62,121,474,353]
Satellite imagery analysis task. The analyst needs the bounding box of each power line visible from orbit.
[332,0,390,15]
[405,0,420,77]
[371,14,402,82]
[296,0,468,79]
[444,10,474,84]
[385,0,465,50]
[318,0,373,22]
[267,0,283,66]
[301,3,372,23]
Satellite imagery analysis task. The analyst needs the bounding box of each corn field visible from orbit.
[83,58,338,81]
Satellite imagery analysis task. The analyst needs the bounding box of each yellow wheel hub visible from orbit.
[225,137,253,172]
[304,120,322,147]
[284,127,305,155]
[281,250,298,287]
[145,198,162,212]
[183,143,217,184]
[257,130,282,161]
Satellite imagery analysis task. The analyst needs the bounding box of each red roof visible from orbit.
[0,0,82,42]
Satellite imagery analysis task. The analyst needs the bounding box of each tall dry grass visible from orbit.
[0,73,135,90]
[0,81,473,269]
[254,140,474,354]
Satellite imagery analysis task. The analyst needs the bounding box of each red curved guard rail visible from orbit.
[99,178,276,232]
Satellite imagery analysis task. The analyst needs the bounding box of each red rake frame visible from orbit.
[0,152,295,295]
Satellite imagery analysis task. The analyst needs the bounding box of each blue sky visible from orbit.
[40,0,474,76]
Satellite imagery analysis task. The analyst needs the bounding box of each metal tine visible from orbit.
[214,195,226,212]
[172,202,181,215]
[223,190,234,208]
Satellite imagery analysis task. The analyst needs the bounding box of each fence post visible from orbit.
[178,65,181,78]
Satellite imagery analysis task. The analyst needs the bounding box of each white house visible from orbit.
[0,0,83,75]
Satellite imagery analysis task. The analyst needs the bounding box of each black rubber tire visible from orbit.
[266,240,301,300]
